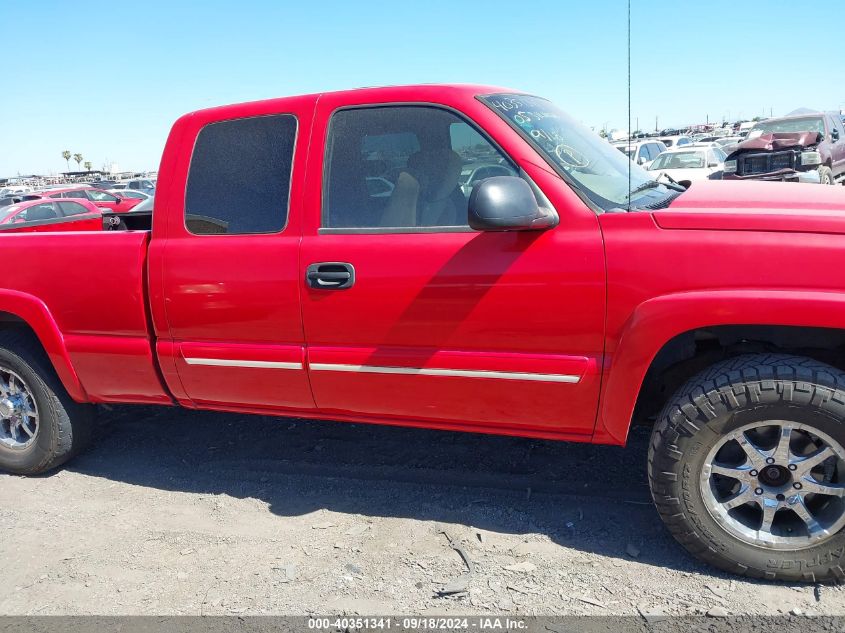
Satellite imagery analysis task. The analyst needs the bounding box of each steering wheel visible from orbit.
[554,143,590,169]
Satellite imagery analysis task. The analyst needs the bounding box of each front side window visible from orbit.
[185,114,297,235]
[21,203,58,221]
[57,201,90,216]
[323,106,516,230]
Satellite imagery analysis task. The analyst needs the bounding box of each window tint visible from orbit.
[185,114,296,235]
[323,106,515,229]
[57,201,90,216]
[63,190,88,199]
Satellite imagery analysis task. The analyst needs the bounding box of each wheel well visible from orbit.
[0,311,50,360]
[632,325,845,426]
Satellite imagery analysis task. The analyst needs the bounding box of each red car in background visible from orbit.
[35,186,142,212]
[0,197,104,232]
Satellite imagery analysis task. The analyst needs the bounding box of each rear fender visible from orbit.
[0,290,88,402]
[595,290,845,445]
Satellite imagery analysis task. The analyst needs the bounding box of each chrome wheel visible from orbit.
[700,420,845,550]
[0,367,39,450]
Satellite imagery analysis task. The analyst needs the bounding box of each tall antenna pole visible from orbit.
[627,0,631,210]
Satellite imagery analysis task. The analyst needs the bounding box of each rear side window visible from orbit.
[57,201,90,216]
[185,114,297,235]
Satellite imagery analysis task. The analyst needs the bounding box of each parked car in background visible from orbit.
[129,195,154,213]
[0,185,33,198]
[34,186,143,212]
[458,163,517,196]
[714,136,743,152]
[361,177,393,198]
[125,178,156,194]
[108,189,151,200]
[611,140,667,167]
[647,145,726,186]
[0,197,103,232]
[657,135,693,149]
[724,112,845,185]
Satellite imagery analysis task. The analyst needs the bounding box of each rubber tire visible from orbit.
[649,354,845,583]
[0,330,93,475]
[819,166,834,185]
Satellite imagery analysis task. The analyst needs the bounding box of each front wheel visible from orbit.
[649,354,845,582]
[818,166,834,185]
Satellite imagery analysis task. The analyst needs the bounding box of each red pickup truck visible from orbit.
[2,85,845,582]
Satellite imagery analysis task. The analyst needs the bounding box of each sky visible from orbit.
[2,0,843,176]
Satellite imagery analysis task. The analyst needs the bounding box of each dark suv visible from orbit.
[723,112,845,184]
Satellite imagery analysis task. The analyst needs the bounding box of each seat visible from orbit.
[326,141,379,228]
[382,149,465,227]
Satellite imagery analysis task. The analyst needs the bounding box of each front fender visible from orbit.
[0,290,88,402]
[594,289,845,445]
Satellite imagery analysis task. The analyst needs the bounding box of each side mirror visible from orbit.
[637,156,646,165]
[468,176,558,232]
[833,129,841,142]
[708,162,719,168]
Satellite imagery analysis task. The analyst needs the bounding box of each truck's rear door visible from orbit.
[298,92,606,436]
[149,96,316,411]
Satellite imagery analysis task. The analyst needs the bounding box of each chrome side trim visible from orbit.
[308,363,580,383]
[184,357,302,370]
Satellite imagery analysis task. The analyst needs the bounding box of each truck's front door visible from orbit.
[151,99,316,411]
[299,95,606,436]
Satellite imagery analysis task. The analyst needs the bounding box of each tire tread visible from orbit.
[649,353,845,582]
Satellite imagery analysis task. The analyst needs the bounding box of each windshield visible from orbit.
[480,94,659,211]
[649,151,706,170]
[749,117,824,137]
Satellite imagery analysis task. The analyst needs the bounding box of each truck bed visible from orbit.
[0,230,169,403]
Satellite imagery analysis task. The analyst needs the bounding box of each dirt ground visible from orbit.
[2,405,845,617]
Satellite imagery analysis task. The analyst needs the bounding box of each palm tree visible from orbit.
[83,161,92,172]
[73,153,83,171]
[62,150,71,171]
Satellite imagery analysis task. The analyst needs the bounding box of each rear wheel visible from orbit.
[0,331,93,475]
[649,354,845,582]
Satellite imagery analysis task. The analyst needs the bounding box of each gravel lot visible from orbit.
[2,405,845,617]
